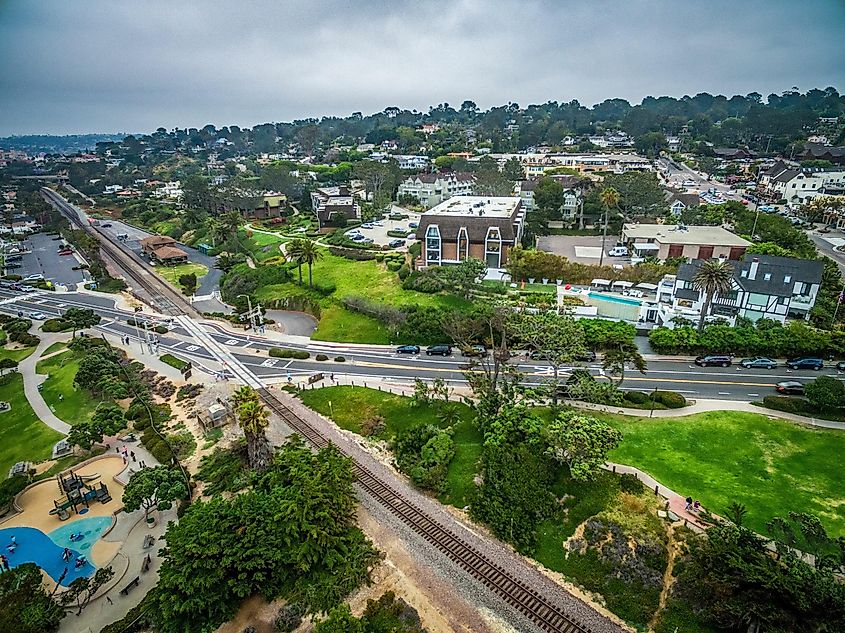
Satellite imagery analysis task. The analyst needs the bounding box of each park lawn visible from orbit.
[42,342,68,356]
[0,373,63,478]
[601,410,845,537]
[156,262,209,292]
[311,305,391,344]
[0,344,36,362]
[243,230,288,262]
[35,353,102,426]
[299,386,482,507]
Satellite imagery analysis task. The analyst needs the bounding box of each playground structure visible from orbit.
[49,471,112,520]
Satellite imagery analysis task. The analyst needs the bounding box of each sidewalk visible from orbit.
[568,398,845,430]
[19,331,72,435]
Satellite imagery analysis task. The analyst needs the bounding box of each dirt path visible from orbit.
[648,522,682,632]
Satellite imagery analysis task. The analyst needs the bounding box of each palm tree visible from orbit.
[598,187,620,267]
[692,259,734,332]
[237,397,272,472]
[297,240,323,287]
[204,217,227,247]
[232,385,258,408]
[286,238,306,284]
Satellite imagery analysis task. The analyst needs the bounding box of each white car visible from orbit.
[682,179,697,187]
[19,285,37,293]
[607,246,629,257]
[361,223,374,229]
[28,311,47,320]
[23,274,44,282]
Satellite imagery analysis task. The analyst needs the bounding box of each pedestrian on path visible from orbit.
[693,500,701,513]
[106,596,113,605]
[684,496,693,512]
[130,451,136,462]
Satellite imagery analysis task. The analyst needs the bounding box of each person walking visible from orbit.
[106,595,113,605]
[693,500,701,513]
[684,496,693,512]
[130,451,136,462]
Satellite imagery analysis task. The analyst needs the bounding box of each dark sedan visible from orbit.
[461,344,487,357]
[425,344,452,356]
[395,345,420,355]
[694,355,732,367]
[776,381,805,395]
[740,357,777,369]
[785,357,824,370]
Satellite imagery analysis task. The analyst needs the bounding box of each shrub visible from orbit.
[761,395,816,415]
[805,375,845,411]
[334,356,345,362]
[623,391,649,405]
[41,318,71,333]
[315,354,328,361]
[651,390,687,408]
[361,415,386,437]
[9,331,39,347]
[397,264,410,280]
[269,348,310,359]
[386,260,402,272]
[160,354,188,371]
[618,473,645,495]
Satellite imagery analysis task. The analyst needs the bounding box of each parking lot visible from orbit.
[536,234,632,267]
[344,209,421,250]
[3,232,90,287]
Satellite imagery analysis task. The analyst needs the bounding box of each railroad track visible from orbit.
[259,388,596,633]
[41,188,197,317]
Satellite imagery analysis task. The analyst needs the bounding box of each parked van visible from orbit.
[607,246,629,257]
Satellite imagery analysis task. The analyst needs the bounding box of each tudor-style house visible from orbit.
[657,254,823,327]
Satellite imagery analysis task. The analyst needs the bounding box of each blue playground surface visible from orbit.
[0,515,111,585]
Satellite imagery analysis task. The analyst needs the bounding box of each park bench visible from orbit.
[119,576,140,596]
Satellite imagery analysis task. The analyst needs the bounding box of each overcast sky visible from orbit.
[1,0,843,135]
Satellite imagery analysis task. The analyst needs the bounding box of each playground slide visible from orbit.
[79,473,101,483]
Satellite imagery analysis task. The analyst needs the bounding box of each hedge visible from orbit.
[760,395,817,416]
[650,390,687,408]
[315,354,328,361]
[41,318,72,333]
[269,348,310,359]
[160,354,188,371]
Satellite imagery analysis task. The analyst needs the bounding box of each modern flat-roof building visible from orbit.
[397,172,475,208]
[310,186,361,227]
[621,223,750,261]
[415,196,525,269]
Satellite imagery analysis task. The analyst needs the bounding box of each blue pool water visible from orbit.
[587,291,643,306]
[0,515,111,585]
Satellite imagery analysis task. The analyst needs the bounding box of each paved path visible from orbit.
[19,331,72,435]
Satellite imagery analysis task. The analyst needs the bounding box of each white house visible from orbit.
[666,192,701,217]
[397,172,475,208]
[656,254,823,327]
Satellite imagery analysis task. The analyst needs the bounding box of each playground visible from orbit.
[0,456,126,585]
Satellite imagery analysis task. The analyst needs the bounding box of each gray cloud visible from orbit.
[0,0,843,134]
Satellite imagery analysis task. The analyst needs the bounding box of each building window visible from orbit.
[764,273,771,281]
[484,227,502,268]
[425,225,441,265]
[784,275,791,284]
[457,227,469,261]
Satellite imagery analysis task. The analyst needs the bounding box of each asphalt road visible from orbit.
[2,287,838,402]
[4,232,91,286]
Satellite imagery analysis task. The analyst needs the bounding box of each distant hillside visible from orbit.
[0,133,128,154]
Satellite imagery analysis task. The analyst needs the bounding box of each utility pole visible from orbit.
[599,208,608,267]
[238,294,263,332]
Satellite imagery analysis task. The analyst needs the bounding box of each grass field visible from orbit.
[36,352,102,426]
[242,230,288,262]
[0,374,63,477]
[257,249,469,344]
[602,410,845,536]
[299,386,482,507]
[156,262,208,292]
[42,342,68,356]
[0,344,36,363]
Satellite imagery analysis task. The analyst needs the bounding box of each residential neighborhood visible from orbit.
[1,3,844,633]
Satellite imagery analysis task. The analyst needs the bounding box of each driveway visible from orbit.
[97,220,221,296]
[344,208,421,251]
[536,234,631,267]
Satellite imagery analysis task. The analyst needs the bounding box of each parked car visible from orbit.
[388,239,405,248]
[776,381,805,395]
[694,355,732,367]
[785,357,824,370]
[740,356,777,369]
[101,222,113,228]
[4,254,22,261]
[4,263,21,269]
[28,311,47,320]
[396,345,420,355]
[361,223,374,229]
[425,344,452,356]
[607,246,628,257]
[23,274,44,282]
[19,285,37,293]
[58,248,73,256]
[682,179,696,187]
[408,222,419,228]
[461,344,487,357]
[836,360,845,371]
[577,350,597,362]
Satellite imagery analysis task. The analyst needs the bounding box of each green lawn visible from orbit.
[0,345,36,363]
[36,353,102,425]
[299,386,482,507]
[311,305,391,344]
[256,249,469,344]
[602,410,845,536]
[242,230,288,262]
[156,262,209,292]
[0,374,63,477]
[42,342,68,356]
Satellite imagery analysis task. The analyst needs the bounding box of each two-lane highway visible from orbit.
[1,288,837,401]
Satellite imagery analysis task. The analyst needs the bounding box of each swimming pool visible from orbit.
[0,515,112,585]
[587,291,643,306]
